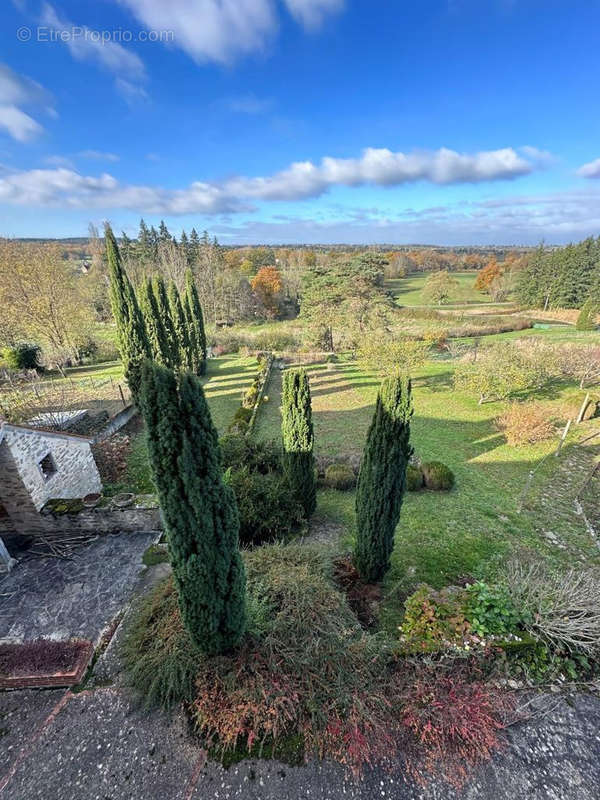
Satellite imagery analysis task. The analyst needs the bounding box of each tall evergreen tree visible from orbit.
[281,368,316,517]
[189,228,201,265]
[180,230,190,265]
[138,278,173,367]
[153,275,179,367]
[168,281,194,371]
[139,362,246,654]
[105,223,150,401]
[183,268,207,375]
[158,219,172,244]
[354,375,413,583]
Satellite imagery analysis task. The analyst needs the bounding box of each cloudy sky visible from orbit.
[2,0,600,243]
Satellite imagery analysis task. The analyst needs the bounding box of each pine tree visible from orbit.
[153,275,179,368]
[183,268,207,375]
[168,281,194,371]
[138,278,173,367]
[105,223,150,401]
[139,362,246,654]
[354,375,413,583]
[180,230,190,265]
[576,298,599,331]
[189,228,200,264]
[158,219,171,244]
[281,368,316,517]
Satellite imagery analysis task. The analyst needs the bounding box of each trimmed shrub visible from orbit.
[421,461,455,490]
[496,402,556,447]
[406,465,424,492]
[227,466,304,545]
[220,435,281,474]
[324,463,356,491]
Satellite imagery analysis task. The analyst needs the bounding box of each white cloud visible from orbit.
[283,0,344,29]
[40,4,147,99]
[0,64,55,142]
[223,94,272,114]
[43,154,75,168]
[116,0,343,63]
[78,150,120,162]
[577,158,600,179]
[0,106,43,143]
[0,146,543,214]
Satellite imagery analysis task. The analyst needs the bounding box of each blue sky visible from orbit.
[1,0,600,244]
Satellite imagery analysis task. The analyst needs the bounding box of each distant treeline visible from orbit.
[517,237,600,309]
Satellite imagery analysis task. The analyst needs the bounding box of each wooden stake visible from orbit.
[576,393,591,424]
[556,419,572,456]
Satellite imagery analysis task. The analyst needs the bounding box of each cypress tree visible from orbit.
[281,368,316,517]
[105,223,150,402]
[354,375,413,583]
[153,275,179,368]
[139,362,246,653]
[168,281,194,371]
[138,278,173,367]
[183,268,207,375]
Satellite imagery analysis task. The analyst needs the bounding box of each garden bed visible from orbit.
[0,638,93,689]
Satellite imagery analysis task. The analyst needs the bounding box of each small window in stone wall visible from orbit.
[0,503,8,519]
[38,452,58,481]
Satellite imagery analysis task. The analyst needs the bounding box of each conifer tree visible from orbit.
[576,298,599,331]
[153,275,179,368]
[138,278,173,367]
[183,268,207,375]
[281,368,316,517]
[139,362,246,654]
[354,375,413,583]
[105,223,150,401]
[168,282,194,371]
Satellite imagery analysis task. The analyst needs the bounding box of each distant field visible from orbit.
[254,350,600,630]
[387,271,497,307]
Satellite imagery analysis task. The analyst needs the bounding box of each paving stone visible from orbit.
[0,532,157,644]
[2,688,198,800]
[0,688,66,788]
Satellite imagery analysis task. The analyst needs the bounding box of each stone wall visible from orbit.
[1,426,102,512]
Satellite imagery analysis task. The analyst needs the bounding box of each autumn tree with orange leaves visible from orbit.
[251,266,284,318]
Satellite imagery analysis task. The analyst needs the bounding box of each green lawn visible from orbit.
[387,271,500,307]
[254,353,600,630]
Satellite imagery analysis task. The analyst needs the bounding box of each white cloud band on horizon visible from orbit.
[0,146,542,213]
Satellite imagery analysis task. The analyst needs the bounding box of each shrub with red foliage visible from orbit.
[398,664,515,787]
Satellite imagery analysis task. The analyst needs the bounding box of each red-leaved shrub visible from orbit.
[398,665,514,787]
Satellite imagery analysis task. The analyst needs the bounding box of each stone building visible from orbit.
[0,422,102,570]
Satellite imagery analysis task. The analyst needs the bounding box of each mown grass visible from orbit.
[387,271,494,307]
[254,351,600,631]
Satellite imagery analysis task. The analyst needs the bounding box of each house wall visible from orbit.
[1,428,101,512]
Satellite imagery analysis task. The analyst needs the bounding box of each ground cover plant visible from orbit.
[123,543,517,784]
[0,639,88,677]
